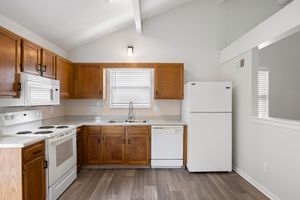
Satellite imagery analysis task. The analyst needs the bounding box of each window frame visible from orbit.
[108,68,153,109]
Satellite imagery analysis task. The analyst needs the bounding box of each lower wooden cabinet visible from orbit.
[23,156,45,200]
[82,126,150,166]
[102,126,126,164]
[76,127,83,171]
[126,126,150,165]
[22,141,46,200]
[0,140,46,200]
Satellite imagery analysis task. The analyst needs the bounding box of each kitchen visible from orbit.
[0,0,300,200]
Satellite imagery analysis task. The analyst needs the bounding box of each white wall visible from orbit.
[219,50,300,200]
[68,0,282,82]
[220,0,300,64]
[0,14,66,57]
[257,31,300,121]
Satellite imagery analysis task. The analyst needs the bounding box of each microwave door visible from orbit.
[26,81,59,106]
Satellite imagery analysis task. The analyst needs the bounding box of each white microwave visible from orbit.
[0,73,60,107]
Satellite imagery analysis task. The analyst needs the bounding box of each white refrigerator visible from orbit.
[182,82,232,172]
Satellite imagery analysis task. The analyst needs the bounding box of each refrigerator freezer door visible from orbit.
[187,113,232,172]
[188,82,232,113]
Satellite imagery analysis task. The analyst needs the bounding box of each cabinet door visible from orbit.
[86,126,102,164]
[56,57,73,98]
[21,39,41,76]
[41,49,56,79]
[23,156,45,200]
[126,126,150,165]
[102,126,125,164]
[154,64,184,99]
[0,27,20,97]
[87,135,102,164]
[77,64,103,99]
[76,128,83,171]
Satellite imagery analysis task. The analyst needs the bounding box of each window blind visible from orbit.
[258,70,269,118]
[110,68,153,108]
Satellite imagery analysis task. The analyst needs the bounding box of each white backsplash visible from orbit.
[63,99,181,117]
[0,103,65,119]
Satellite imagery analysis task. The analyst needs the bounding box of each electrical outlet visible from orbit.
[263,162,269,175]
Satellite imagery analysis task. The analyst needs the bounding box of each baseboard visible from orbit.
[233,166,280,200]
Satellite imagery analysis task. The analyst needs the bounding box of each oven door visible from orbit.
[48,129,76,186]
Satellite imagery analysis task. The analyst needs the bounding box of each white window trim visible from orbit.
[109,68,153,109]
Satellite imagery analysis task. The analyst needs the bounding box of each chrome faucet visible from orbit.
[128,101,135,121]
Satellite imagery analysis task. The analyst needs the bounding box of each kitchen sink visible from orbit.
[107,119,149,124]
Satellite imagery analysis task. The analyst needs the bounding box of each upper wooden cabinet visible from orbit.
[21,39,42,76]
[75,64,103,99]
[21,39,56,79]
[56,57,73,98]
[0,27,21,97]
[41,49,56,79]
[154,63,184,99]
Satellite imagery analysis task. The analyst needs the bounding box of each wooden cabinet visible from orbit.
[76,64,103,99]
[0,27,21,97]
[102,126,126,164]
[126,126,150,165]
[154,63,184,99]
[0,141,46,200]
[21,39,42,76]
[81,126,150,166]
[76,128,83,171]
[22,141,46,200]
[86,126,102,164]
[41,49,56,79]
[56,56,73,98]
[23,156,45,200]
[21,39,56,79]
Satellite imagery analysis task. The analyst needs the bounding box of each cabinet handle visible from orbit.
[122,138,126,144]
[155,90,158,97]
[99,90,102,96]
[42,65,47,72]
[37,64,42,72]
[16,83,21,91]
[22,170,26,175]
[128,139,131,144]
[33,150,42,155]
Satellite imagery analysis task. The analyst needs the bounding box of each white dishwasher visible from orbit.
[151,126,184,168]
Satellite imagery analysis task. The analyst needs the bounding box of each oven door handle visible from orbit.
[49,132,75,144]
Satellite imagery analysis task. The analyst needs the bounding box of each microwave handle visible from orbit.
[50,89,53,100]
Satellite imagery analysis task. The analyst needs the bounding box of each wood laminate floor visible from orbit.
[59,169,269,200]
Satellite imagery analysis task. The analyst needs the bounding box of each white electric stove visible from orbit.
[0,110,77,200]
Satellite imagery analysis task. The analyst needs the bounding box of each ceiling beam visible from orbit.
[132,0,142,34]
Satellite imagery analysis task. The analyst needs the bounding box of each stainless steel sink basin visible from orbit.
[107,119,149,124]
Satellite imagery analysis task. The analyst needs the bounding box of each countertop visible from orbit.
[0,135,46,148]
[51,119,187,128]
[0,115,186,148]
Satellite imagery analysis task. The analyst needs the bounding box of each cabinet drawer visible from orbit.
[102,126,125,134]
[23,141,45,164]
[86,126,101,135]
[127,126,150,135]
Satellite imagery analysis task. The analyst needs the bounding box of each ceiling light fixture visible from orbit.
[127,46,134,56]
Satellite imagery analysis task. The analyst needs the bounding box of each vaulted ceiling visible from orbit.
[0,0,192,50]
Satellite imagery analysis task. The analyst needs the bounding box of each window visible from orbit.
[109,68,153,108]
[258,69,269,118]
